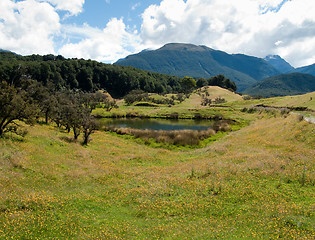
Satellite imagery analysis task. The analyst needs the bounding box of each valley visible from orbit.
[1,86,314,239]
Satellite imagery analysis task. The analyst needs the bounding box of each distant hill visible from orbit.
[294,63,315,77]
[264,55,295,73]
[0,49,17,55]
[115,43,280,91]
[243,73,315,97]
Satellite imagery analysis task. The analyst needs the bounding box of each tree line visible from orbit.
[0,52,237,98]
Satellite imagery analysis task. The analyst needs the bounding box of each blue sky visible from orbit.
[1,0,315,67]
[61,1,161,31]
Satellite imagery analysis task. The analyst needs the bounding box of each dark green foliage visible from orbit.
[196,78,208,88]
[181,77,197,94]
[243,73,315,97]
[0,52,183,98]
[208,74,237,92]
[50,90,106,144]
[124,90,175,106]
[0,80,39,136]
[0,51,238,98]
[124,90,149,105]
[115,43,280,91]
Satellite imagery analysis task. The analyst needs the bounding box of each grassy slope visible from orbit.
[234,91,315,119]
[0,89,315,239]
[95,86,246,121]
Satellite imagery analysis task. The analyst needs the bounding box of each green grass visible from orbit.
[1,89,315,239]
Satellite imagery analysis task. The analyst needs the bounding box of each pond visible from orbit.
[100,118,215,131]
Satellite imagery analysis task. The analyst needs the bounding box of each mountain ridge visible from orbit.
[115,43,281,91]
[264,55,295,73]
[243,73,315,97]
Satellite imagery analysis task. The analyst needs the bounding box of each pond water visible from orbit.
[100,118,215,131]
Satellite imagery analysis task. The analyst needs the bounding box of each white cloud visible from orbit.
[132,2,141,11]
[41,0,85,16]
[1,0,315,68]
[59,18,141,63]
[0,0,60,55]
[140,0,315,67]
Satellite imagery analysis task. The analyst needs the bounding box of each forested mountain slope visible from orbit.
[115,43,281,91]
[243,73,315,97]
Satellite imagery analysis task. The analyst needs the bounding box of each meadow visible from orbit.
[0,87,314,239]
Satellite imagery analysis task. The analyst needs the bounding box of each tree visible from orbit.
[196,78,208,88]
[181,76,196,94]
[208,75,237,92]
[0,81,38,136]
[82,112,98,145]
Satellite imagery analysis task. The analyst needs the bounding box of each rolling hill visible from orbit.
[243,73,315,97]
[115,43,281,91]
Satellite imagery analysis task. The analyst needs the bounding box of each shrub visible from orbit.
[242,95,251,100]
[124,90,148,105]
[212,120,231,132]
[201,97,212,106]
[214,97,226,104]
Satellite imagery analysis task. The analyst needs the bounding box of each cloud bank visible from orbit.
[140,0,315,67]
[0,0,60,55]
[1,0,315,67]
[59,18,141,63]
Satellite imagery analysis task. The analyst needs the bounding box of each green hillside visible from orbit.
[115,43,280,91]
[243,73,315,97]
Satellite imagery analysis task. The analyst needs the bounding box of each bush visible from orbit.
[124,90,148,105]
[214,97,226,104]
[242,95,251,100]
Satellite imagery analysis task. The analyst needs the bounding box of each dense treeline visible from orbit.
[0,52,236,98]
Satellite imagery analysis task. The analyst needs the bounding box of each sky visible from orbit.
[1,0,315,67]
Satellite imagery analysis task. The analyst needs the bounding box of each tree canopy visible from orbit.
[0,52,237,98]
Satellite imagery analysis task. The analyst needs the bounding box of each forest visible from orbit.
[0,52,236,98]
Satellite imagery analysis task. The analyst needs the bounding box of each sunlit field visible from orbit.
[0,89,314,239]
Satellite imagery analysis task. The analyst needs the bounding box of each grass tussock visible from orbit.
[104,126,217,146]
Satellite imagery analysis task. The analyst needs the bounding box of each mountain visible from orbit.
[115,43,281,91]
[294,63,315,77]
[264,55,295,73]
[0,49,16,54]
[243,73,315,97]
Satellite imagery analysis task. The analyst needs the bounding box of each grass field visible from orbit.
[0,88,314,239]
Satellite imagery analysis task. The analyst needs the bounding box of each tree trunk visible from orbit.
[73,127,80,140]
[83,130,92,145]
[45,110,49,124]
